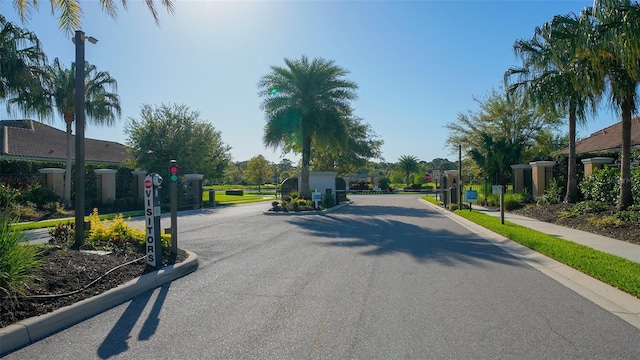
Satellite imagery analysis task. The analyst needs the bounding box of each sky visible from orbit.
[0,0,621,165]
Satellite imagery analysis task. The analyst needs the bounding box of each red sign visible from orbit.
[424,173,431,181]
[144,178,152,189]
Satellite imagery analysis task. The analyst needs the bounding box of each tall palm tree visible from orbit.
[506,12,599,203]
[397,155,420,187]
[258,55,358,198]
[12,0,175,35]
[0,14,46,104]
[571,1,640,210]
[11,58,121,206]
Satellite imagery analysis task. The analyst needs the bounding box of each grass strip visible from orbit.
[12,211,145,231]
[454,209,640,298]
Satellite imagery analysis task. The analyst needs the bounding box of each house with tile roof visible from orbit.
[559,117,640,155]
[0,119,130,164]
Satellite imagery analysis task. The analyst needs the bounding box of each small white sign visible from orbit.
[492,185,503,195]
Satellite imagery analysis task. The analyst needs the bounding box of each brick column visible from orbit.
[529,161,555,198]
[511,164,531,193]
[581,157,614,176]
[94,169,118,204]
[38,168,66,198]
[131,170,148,201]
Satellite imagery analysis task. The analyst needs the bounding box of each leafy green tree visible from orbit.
[245,155,272,193]
[426,158,457,172]
[224,162,244,185]
[12,0,175,35]
[506,12,598,203]
[124,103,231,182]
[445,89,564,185]
[311,116,383,174]
[258,55,358,198]
[397,155,420,187]
[275,158,296,174]
[10,58,121,206]
[0,15,46,103]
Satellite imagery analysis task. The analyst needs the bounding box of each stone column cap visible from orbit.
[94,169,118,174]
[581,157,614,165]
[38,168,66,174]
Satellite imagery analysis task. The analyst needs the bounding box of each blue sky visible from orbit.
[1,0,618,165]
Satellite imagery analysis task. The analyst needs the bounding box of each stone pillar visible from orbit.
[184,174,204,209]
[444,170,459,206]
[94,169,118,204]
[511,164,531,193]
[529,161,555,198]
[581,157,614,177]
[131,170,148,201]
[38,168,66,198]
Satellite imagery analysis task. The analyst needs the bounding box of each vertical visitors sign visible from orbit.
[144,174,162,267]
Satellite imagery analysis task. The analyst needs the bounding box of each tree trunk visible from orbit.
[64,120,73,208]
[618,99,633,210]
[565,109,579,203]
[300,135,311,199]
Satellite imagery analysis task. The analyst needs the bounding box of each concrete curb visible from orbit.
[262,201,352,216]
[418,198,640,330]
[0,250,199,356]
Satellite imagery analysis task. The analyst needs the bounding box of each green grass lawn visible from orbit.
[14,192,275,231]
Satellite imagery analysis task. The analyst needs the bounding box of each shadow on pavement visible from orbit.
[97,283,171,359]
[286,204,525,268]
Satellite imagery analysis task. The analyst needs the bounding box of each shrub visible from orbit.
[290,191,300,200]
[503,199,521,211]
[0,184,19,208]
[580,166,619,205]
[49,221,74,247]
[517,188,533,204]
[569,201,609,215]
[42,202,69,216]
[613,204,640,222]
[484,194,499,207]
[633,167,640,205]
[0,213,41,300]
[378,177,391,192]
[113,198,128,209]
[18,183,60,208]
[84,208,170,253]
[10,203,38,221]
[323,194,335,208]
[537,178,563,205]
[587,215,623,229]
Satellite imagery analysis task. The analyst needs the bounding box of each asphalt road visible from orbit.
[5,195,640,359]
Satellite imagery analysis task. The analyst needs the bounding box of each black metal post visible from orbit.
[73,30,85,248]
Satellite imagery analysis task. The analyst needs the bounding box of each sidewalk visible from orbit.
[470,204,640,264]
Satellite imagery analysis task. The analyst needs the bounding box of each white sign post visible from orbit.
[144,173,163,267]
[312,190,321,209]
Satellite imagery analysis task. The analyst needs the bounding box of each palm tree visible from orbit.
[12,0,175,35]
[397,155,420,187]
[506,12,599,203]
[11,58,121,206]
[258,55,358,198]
[0,14,46,103]
[568,1,640,210]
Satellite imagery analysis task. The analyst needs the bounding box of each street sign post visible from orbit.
[144,173,163,267]
[465,188,478,211]
[169,160,178,255]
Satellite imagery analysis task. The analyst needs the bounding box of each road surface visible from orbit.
[5,195,640,359]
